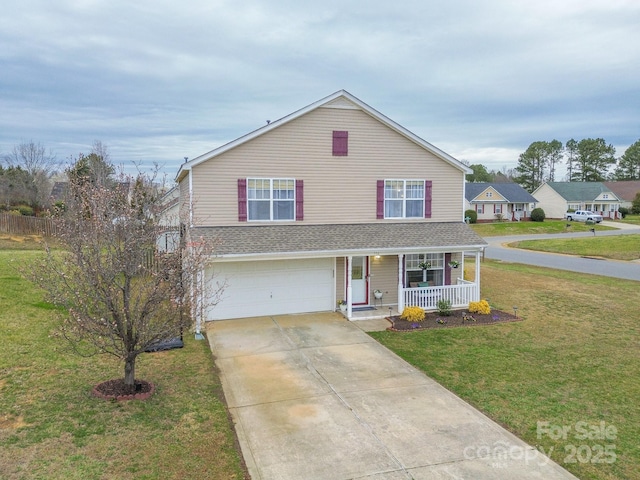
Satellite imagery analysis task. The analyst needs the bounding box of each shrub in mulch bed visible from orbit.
[92,379,155,401]
[387,309,521,331]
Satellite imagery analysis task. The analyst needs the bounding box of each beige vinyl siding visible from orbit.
[178,177,190,224]
[474,187,506,202]
[191,106,465,226]
[335,255,399,307]
[532,184,569,219]
[369,255,398,306]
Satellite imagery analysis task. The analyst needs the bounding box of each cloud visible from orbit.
[1,0,639,178]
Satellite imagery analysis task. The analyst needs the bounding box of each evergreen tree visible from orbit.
[613,139,640,180]
[565,139,579,181]
[514,140,562,192]
[465,164,493,183]
[575,138,616,182]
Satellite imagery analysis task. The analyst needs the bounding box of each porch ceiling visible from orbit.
[193,222,487,258]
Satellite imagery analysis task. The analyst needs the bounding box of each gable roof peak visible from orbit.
[176,90,470,181]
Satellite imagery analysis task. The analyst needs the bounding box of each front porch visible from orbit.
[340,250,482,320]
[403,279,477,310]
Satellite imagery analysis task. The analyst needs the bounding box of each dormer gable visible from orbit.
[473,186,506,202]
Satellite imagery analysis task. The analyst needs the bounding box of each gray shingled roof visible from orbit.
[465,183,538,203]
[194,222,487,258]
[544,182,616,201]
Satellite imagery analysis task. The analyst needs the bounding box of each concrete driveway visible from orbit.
[207,313,577,480]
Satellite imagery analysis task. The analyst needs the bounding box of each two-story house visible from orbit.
[175,91,487,321]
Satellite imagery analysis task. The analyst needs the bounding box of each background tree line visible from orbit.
[466,138,640,193]
[514,138,639,192]
[1,140,113,215]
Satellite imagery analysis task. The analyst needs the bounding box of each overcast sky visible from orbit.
[2,0,639,181]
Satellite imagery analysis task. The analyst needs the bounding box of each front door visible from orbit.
[351,256,368,305]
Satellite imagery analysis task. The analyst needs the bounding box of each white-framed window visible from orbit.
[384,180,424,218]
[476,204,484,214]
[405,253,444,286]
[495,204,502,214]
[247,178,295,221]
[485,191,493,198]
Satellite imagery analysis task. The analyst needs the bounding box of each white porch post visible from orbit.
[474,250,481,301]
[347,255,353,319]
[397,254,404,313]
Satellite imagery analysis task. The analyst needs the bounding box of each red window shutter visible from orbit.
[333,130,348,156]
[493,204,496,214]
[424,180,432,218]
[237,178,247,222]
[445,253,452,285]
[295,179,304,221]
[376,180,384,219]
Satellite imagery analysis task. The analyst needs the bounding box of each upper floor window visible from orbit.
[376,179,432,219]
[384,180,424,218]
[238,178,303,222]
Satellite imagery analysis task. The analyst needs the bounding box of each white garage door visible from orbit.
[206,258,335,320]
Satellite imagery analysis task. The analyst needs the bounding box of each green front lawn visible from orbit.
[513,234,640,261]
[471,220,615,237]
[371,261,640,480]
[620,214,640,225]
[0,249,247,480]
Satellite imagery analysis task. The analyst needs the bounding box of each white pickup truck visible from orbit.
[565,210,603,223]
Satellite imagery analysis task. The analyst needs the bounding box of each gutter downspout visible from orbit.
[188,169,194,228]
[397,254,404,313]
[347,256,353,319]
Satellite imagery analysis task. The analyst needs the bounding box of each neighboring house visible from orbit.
[175,90,487,321]
[156,185,180,252]
[532,182,622,219]
[49,181,69,204]
[603,181,640,210]
[465,183,538,222]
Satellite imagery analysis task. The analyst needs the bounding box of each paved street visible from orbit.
[483,222,640,281]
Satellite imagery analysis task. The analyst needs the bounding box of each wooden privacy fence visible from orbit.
[0,213,57,236]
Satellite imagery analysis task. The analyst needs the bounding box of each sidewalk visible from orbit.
[207,313,578,479]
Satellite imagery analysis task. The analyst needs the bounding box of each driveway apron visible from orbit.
[207,313,577,480]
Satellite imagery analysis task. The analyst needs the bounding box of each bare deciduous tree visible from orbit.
[3,141,59,210]
[31,167,223,393]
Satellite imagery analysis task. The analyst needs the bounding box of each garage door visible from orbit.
[206,258,335,320]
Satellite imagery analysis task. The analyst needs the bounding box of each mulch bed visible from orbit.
[92,378,155,401]
[387,309,521,331]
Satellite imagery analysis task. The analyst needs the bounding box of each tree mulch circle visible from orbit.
[92,379,155,401]
[387,309,521,331]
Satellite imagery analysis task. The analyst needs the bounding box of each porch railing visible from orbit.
[403,281,477,311]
